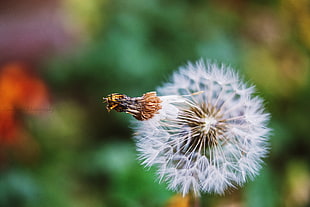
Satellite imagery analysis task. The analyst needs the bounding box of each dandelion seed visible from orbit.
[133,59,271,196]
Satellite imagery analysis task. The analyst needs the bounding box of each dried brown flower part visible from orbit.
[103,92,162,121]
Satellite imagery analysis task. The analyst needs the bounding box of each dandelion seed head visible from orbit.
[133,59,271,196]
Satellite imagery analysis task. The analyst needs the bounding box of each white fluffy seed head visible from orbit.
[133,59,271,197]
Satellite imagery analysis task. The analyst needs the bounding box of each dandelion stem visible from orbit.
[189,192,200,207]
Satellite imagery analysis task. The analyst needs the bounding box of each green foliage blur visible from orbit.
[1,0,309,206]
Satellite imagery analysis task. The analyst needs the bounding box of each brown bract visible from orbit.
[103,92,162,121]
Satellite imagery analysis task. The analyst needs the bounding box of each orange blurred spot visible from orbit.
[166,194,190,207]
[0,111,19,143]
[0,62,49,144]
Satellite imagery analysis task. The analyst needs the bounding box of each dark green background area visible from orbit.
[1,0,309,206]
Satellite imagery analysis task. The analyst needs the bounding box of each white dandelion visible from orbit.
[132,59,271,197]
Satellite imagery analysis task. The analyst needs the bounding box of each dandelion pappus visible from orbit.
[103,92,162,121]
[133,59,271,196]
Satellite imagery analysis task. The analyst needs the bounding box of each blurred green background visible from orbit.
[0,0,309,206]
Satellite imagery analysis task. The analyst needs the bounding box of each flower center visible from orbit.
[174,103,227,154]
[202,116,217,133]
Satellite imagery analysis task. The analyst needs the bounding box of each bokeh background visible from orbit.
[0,0,309,206]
